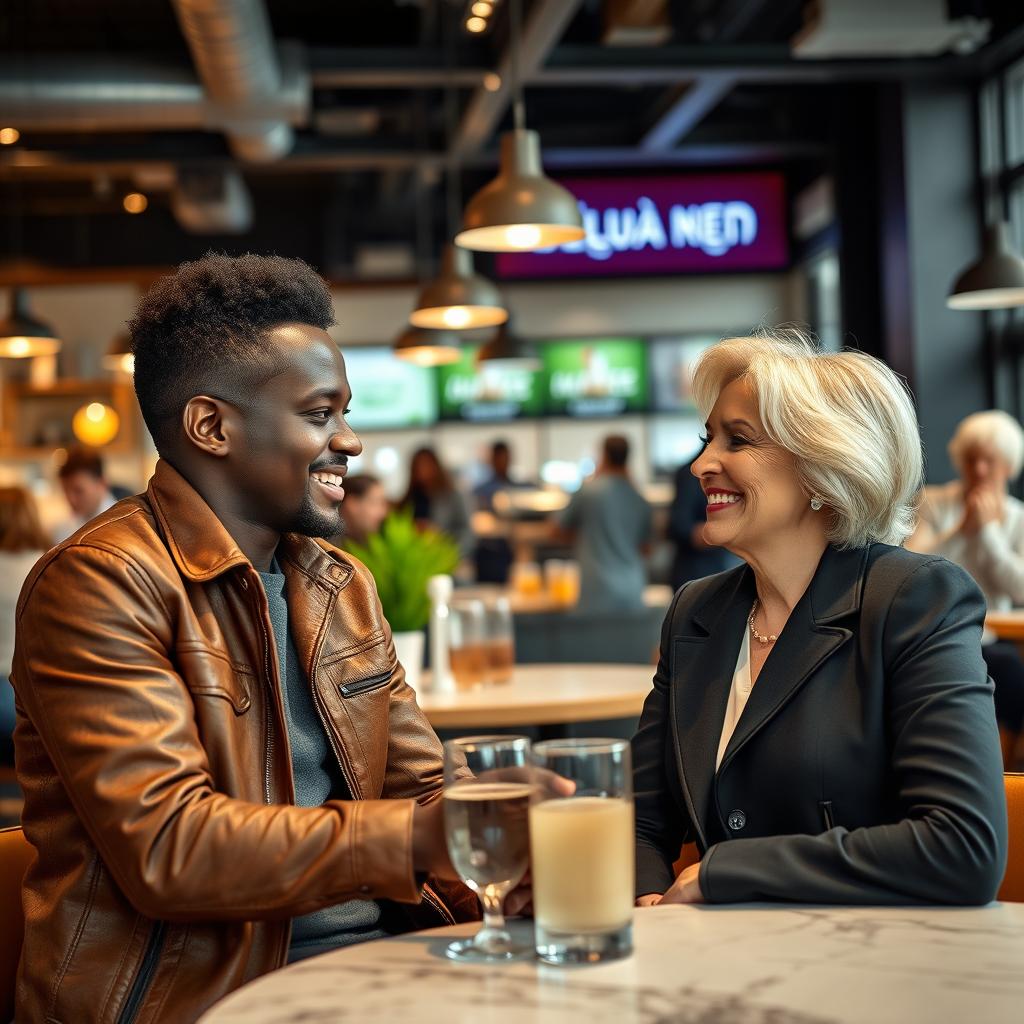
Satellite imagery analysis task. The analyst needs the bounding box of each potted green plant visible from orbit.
[344,507,460,690]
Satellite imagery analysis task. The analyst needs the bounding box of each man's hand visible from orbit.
[655,861,704,905]
[411,799,460,881]
[635,892,662,907]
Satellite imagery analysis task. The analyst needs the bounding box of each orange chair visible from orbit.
[0,826,32,1023]
[999,772,1024,902]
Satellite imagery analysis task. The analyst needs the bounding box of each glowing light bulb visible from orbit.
[0,128,20,145]
[472,2,493,16]
[73,403,120,446]
[443,306,472,328]
[8,338,29,356]
[123,192,148,214]
[483,72,502,92]
[505,224,543,249]
[466,16,487,33]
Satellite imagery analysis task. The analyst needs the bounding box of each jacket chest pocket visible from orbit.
[321,632,394,702]
[175,645,254,715]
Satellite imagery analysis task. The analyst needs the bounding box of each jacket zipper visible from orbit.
[819,800,836,831]
[309,671,360,798]
[259,618,275,804]
[116,920,166,1024]
[338,670,392,698]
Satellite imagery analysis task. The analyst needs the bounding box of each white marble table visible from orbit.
[200,903,1024,1024]
[416,663,655,728]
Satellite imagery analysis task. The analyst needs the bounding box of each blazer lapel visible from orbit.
[717,545,867,773]
[671,566,755,848]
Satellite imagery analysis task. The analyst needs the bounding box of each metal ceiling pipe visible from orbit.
[171,0,308,161]
[0,58,206,131]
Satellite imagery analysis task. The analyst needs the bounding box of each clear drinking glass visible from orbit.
[484,595,515,685]
[530,738,635,964]
[443,735,534,962]
[510,561,543,598]
[448,597,489,689]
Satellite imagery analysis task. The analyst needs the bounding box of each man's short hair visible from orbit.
[603,435,630,468]
[58,445,105,481]
[128,252,335,455]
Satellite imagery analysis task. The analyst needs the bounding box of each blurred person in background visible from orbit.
[555,434,653,612]
[907,409,1024,766]
[53,445,118,542]
[668,455,741,589]
[0,486,49,765]
[401,446,474,558]
[473,440,531,583]
[337,473,389,547]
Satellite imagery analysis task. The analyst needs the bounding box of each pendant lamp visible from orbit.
[947,222,1024,310]
[103,332,135,374]
[456,128,584,252]
[455,0,584,253]
[409,244,509,330]
[0,287,61,358]
[393,326,464,366]
[476,317,540,369]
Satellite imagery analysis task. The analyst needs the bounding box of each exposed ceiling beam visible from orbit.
[454,0,585,158]
[640,73,737,151]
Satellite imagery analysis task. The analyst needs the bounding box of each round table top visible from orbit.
[415,662,654,728]
[985,611,1024,640]
[200,903,1024,1024]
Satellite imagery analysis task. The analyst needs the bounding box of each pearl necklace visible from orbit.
[748,600,778,646]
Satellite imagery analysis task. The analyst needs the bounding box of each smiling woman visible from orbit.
[632,330,1007,911]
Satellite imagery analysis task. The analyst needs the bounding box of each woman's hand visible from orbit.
[972,488,1004,528]
[656,862,705,905]
[635,892,663,907]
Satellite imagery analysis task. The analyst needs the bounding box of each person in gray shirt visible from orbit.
[557,435,654,612]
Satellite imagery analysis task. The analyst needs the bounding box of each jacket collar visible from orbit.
[147,459,354,589]
[673,544,868,847]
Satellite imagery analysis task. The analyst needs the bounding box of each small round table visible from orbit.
[415,663,654,729]
[200,903,1024,1024]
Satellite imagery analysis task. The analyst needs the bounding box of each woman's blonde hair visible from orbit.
[691,331,923,549]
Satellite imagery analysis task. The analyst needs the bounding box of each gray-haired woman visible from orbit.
[907,409,1024,764]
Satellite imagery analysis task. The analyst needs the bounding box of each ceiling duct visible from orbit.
[171,167,253,233]
[171,0,308,161]
[792,0,990,58]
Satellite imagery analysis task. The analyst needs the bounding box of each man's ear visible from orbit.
[182,396,234,457]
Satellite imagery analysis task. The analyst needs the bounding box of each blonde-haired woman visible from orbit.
[907,409,1024,764]
[633,333,1007,907]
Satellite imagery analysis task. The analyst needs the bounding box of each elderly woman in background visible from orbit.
[907,410,1024,764]
[0,486,50,765]
[633,333,1007,908]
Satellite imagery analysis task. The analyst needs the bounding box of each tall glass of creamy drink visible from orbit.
[529,738,634,964]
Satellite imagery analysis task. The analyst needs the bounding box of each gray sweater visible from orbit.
[258,562,388,961]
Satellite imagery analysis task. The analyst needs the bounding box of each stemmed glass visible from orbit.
[442,735,534,961]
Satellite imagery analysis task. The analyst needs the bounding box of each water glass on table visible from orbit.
[484,594,515,685]
[442,735,534,962]
[529,738,635,964]
[448,597,490,689]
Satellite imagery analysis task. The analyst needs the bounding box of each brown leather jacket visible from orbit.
[12,460,475,1024]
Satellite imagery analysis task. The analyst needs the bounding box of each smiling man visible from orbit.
[11,253,473,1024]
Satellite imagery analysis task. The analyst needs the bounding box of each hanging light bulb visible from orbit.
[0,287,62,358]
[409,245,509,330]
[456,0,583,253]
[476,317,540,369]
[456,128,584,252]
[947,222,1024,310]
[393,326,464,366]
[72,402,120,446]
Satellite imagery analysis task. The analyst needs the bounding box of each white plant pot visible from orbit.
[392,630,426,693]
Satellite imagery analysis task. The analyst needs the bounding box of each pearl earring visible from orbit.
[810,496,824,511]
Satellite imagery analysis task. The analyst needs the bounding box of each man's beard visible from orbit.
[289,492,343,539]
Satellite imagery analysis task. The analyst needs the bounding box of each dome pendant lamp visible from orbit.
[947,222,1024,310]
[455,0,583,253]
[409,245,509,330]
[393,326,464,367]
[0,287,62,358]
[476,317,540,370]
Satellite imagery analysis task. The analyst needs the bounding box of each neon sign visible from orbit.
[495,172,787,279]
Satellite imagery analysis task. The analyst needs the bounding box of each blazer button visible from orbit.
[359,885,371,894]
[727,809,746,831]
